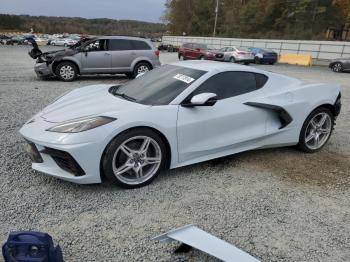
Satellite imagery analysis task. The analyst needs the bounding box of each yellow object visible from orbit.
[278,54,313,66]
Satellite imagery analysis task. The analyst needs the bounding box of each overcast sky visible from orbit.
[0,0,167,23]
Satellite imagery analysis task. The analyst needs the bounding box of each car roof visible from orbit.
[170,60,267,74]
[98,36,150,41]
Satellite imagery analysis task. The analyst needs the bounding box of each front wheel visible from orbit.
[179,54,184,61]
[254,57,260,64]
[56,62,78,82]
[298,107,334,153]
[102,128,167,189]
[331,62,343,73]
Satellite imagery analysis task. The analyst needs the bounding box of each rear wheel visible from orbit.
[229,57,235,63]
[199,56,205,60]
[132,62,151,78]
[102,128,167,189]
[298,107,334,153]
[56,62,78,82]
[331,62,343,73]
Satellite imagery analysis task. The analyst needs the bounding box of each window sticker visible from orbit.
[173,74,195,84]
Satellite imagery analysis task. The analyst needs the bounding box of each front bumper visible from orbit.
[34,62,54,77]
[20,117,107,184]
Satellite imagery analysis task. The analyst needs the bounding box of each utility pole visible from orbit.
[213,0,219,37]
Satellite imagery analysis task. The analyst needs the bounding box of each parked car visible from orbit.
[178,43,224,61]
[0,35,11,45]
[1,35,25,45]
[219,46,254,64]
[28,36,161,81]
[20,61,341,189]
[248,47,278,64]
[329,57,350,73]
[50,38,77,47]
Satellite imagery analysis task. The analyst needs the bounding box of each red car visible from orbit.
[178,43,224,61]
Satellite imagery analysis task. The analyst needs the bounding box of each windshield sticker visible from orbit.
[173,74,195,84]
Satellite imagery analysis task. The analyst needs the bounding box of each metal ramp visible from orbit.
[153,224,260,262]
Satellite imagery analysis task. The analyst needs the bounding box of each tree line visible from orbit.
[163,0,350,40]
[0,14,166,38]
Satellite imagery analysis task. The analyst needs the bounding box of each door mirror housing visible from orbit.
[182,93,218,107]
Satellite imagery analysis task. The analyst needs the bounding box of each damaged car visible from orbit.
[28,36,161,81]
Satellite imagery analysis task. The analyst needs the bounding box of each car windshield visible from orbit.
[112,64,206,105]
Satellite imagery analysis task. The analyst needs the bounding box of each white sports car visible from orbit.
[20,61,342,188]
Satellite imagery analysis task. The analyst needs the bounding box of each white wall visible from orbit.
[162,36,350,60]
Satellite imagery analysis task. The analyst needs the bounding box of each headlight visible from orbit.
[46,116,116,133]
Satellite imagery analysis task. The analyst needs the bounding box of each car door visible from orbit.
[80,39,111,73]
[177,71,269,163]
[186,43,195,59]
[109,39,136,72]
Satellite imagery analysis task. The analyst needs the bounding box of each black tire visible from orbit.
[229,56,235,63]
[64,43,68,47]
[244,62,250,65]
[51,42,55,46]
[179,54,185,61]
[254,57,260,64]
[102,128,167,189]
[55,61,78,82]
[269,61,275,65]
[331,62,343,73]
[199,56,205,60]
[298,107,334,153]
[131,62,151,78]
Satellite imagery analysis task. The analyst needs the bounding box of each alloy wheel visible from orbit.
[137,65,149,75]
[59,65,75,80]
[304,112,332,150]
[332,63,342,72]
[112,136,162,185]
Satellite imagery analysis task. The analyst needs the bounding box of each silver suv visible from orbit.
[29,36,161,81]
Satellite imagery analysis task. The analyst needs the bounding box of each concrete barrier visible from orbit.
[278,54,313,66]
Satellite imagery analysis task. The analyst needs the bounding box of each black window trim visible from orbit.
[181,71,269,104]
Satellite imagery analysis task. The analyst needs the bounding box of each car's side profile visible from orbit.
[248,47,278,64]
[20,61,341,189]
[29,36,161,81]
[329,57,350,73]
[50,38,77,47]
[178,43,224,61]
[219,46,254,64]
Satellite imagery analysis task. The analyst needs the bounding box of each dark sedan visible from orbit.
[329,57,350,73]
[248,47,278,65]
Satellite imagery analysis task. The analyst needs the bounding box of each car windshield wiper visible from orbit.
[114,92,137,102]
[110,85,137,102]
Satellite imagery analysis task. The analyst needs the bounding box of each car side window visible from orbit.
[131,40,152,50]
[84,39,108,52]
[109,39,133,51]
[191,71,266,100]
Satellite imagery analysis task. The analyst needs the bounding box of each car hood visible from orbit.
[39,84,149,123]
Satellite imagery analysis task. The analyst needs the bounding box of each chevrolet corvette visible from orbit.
[20,61,341,188]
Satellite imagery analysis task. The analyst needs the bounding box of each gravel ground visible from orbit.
[0,46,349,262]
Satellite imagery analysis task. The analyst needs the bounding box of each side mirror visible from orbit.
[182,93,217,107]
